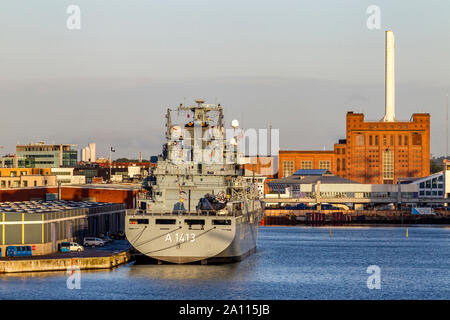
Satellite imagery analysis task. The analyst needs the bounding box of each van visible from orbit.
[6,246,32,257]
[83,237,105,247]
[61,242,84,252]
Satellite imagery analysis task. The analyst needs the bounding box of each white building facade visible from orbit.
[81,143,96,163]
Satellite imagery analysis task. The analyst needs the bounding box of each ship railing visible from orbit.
[155,168,237,176]
[137,194,152,200]
[131,210,237,217]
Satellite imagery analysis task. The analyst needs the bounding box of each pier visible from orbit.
[0,241,132,274]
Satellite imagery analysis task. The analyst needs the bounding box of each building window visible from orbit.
[342,148,345,155]
[342,158,346,170]
[412,133,422,145]
[369,135,373,146]
[337,159,341,171]
[404,135,408,146]
[23,181,28,187]
[336,149,340,154]
[382,150,394,181]
[319,160,331,170]
[356,135,365,146]
[383,135,387,146]
[375,135,379,146]
[398,135,402,146]
[283,160,295,177]
[390,135,394,146]
[34,181,37,187]
[300,160,312,170]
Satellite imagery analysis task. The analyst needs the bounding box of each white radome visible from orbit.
[231,119,239,128]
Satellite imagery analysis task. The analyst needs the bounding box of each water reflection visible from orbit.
[0,264,129,279]
[127,260,253,281]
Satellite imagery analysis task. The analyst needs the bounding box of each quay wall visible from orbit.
[0,250,131,273]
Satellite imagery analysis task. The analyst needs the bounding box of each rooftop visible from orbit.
[293,169,331,176]
[0,200,119,214]
[268,169,357,186]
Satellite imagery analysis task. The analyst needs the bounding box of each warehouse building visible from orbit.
[266,169,418,208]
[0,200,126,257]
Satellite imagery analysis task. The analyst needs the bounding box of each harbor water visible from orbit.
[0,226,448,300]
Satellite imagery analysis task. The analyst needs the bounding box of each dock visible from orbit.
[0,241,133,274]
[263,209,450,226]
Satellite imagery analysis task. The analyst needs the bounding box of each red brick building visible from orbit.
[274,111,430,184]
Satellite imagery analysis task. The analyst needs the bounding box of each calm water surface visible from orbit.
[0,226,448,300]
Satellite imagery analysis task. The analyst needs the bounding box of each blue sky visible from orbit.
[0,0,449,159]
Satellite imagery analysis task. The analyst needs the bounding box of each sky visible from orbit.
[0,0,449,159]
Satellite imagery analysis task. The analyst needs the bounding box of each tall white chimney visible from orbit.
[382,30,396,122]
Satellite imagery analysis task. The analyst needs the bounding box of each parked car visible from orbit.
[83,237,105,247]
[61,242,84,252]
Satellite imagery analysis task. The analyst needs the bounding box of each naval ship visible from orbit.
[125,100,263,264]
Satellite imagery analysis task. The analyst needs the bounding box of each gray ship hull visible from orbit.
[126,208,262,264]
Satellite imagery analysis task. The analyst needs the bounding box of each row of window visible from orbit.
[355,133,422,147]
[20,147,60,151]
[24,154,55,158]
[419,190,443,196]
[419,177,443,189]
[282,160,331,177]
[0,180,47,188]
[35,161,55,165]
[336,158,346,171]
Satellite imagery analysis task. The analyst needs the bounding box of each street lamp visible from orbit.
[110,147,115,183]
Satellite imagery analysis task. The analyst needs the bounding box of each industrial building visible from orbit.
[265,169,419,209]
[0,184,141,209]
[399,159,450,199]
[273,31,430,184]
[50,167,86,185]
[0,200,126,257]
